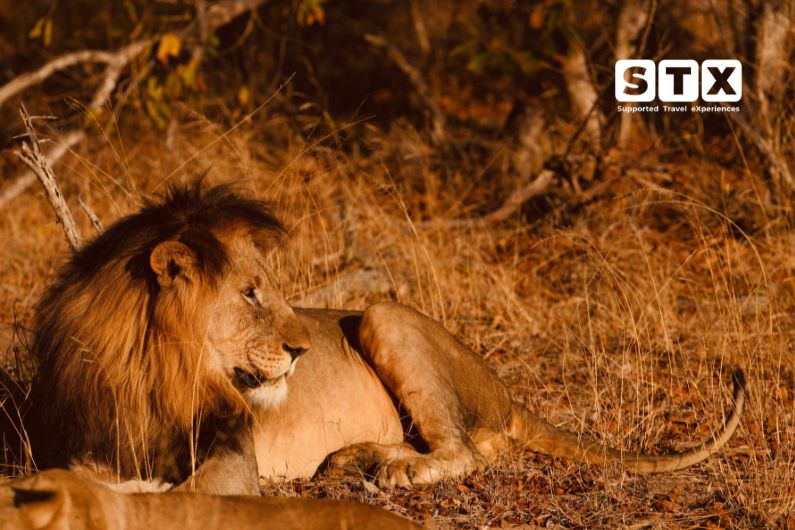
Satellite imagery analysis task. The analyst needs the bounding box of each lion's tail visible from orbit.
[506,369,746,473]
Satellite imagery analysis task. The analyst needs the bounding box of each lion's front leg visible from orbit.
[347,302,513,487]
[175,416,260,496]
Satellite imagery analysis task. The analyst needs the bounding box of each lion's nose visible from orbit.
[282,343,308,360]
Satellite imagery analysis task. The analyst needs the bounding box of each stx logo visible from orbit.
[615,60,742,103]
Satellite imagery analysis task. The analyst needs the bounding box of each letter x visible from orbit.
[707,67,736,95]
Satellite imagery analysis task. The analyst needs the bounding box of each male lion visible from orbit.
[29,183,746,494]
[1,469,420,529]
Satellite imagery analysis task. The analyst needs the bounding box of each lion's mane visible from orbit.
[29,183,284,481]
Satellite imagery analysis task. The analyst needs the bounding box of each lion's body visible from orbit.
[254,304,746,486]
[1,470,420,530]
[28,184,747,493]
[254,309,404,479]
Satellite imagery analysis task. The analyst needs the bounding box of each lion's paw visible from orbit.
[376,456,440,487]
[327,444,382,477]
[375,452,484,488]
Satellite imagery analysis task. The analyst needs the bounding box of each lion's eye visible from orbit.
[242,286,258,304]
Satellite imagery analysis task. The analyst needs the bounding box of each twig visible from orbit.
[0,40,152,110]
[409,0,430,54]
[0,0,270,109]
[420,169,555,229]
[78,196,105,235]
[0,130,84,209]
[364,33,446,144]
[15,105,81,251]
[0,40,151,208]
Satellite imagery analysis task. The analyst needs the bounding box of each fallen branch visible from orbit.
[364,33,446,144]
[15,105,82,251]
[420,169,555,229]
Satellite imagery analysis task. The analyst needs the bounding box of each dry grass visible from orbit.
[0,107,793,529]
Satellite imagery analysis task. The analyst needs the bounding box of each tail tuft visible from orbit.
[731,369,746,393]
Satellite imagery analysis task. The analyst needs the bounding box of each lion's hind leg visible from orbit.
[350,302,513,487]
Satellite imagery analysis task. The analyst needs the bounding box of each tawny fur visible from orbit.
[1,470,420,530]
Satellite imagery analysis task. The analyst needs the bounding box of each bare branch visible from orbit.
[0,41,150,209]
[190,0,210,66]
[0,0,271,109]
[78,197,105,235]
[15,105,81,251]
[365,33,447,144]
[615,0,653,147]
[410,0,431,54]
[561,43,603,148]
[0,40,152,111]
[0,130,85,209]
[0,0,271,209]
[420,169,555,229]
[205,0,270,29]
[754,1,793,135]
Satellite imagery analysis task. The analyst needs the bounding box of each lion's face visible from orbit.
[206,235,310,409]
[150,233,310,410]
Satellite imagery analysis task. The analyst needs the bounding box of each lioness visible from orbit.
[29,183,746,494]
[1,469,420,529]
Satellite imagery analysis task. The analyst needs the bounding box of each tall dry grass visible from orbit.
[0,106,792,528]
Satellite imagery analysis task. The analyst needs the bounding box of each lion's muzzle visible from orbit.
[234,367,270,389]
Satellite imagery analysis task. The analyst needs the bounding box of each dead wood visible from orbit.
[15,105,81,251]
[78,197,105,235]
[0,0,272,208]
[561,43,603,148]
[420,169,555,229]
[615,0,655,147]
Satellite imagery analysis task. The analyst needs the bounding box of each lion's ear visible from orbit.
[12,486,63,529]
[150,240,197,287]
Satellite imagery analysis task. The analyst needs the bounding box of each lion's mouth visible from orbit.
[235,367,276,389]
[234,362,296,390]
